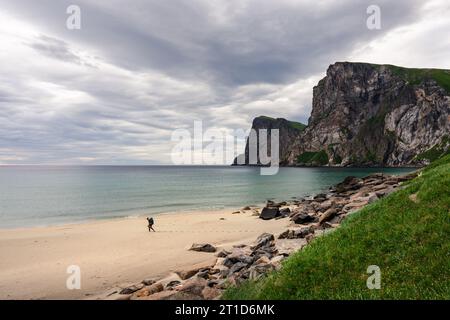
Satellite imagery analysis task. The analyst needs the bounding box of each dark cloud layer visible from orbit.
[0,0,448,164]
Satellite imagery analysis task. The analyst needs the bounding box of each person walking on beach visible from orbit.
[147,217,155,232]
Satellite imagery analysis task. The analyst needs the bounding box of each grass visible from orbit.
[386,65,450,94]
[297,150,329,166]
[224,154,450,299]
[288,121,307,132]
[257,116,306,132]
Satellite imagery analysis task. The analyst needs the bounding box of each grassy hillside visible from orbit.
[386,65,450,94]
[224,154,450,299]
[258,116,306,132]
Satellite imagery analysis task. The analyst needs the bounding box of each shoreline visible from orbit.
[98,170,419,300]
[0,206,252,231]
[0,207,287,300]
[0,170,418,300]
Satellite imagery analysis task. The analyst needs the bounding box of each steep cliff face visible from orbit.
[240,62,450,167]
[234,116,306,166]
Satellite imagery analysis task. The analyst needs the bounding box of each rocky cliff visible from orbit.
[234,116,306,166]
[237,62,450,167]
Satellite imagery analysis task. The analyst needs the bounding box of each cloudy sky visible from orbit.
[0,0,449,164]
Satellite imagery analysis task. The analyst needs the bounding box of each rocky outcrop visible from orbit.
[233,116,306,166]
[239,62,450,167]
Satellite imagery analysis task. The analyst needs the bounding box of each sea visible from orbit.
[0,166,414,228]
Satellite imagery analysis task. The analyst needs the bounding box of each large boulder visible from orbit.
[133,282,164,298]
[229,262,248,274]
[319,208,337,224]
[259,207,280,220]
[291,212,316,224]
[335,176,363,193]
[175,277,207,297]
[224,248,254,265]
[251,233,275,251]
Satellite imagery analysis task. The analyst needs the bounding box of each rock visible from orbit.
[134,282,164,297]
[241,206,251,211]
[141,279,156,286]
[211,258,229,275]
[278,229,292,239]
[224,248,254,266]
[232,211,241,214]
[189,243,217,253]
[247,263,274,280]
[319,208,337,224]
[119,283,144,295]
[155,273,183,291]
[202,286,222,300]
[367,193,379,203]
[251,233,275,251]
[105,293,132,300]
[176,268,202,280]
[166,292,204,300]
[142,290,177,300]
[291,212,316,224]
[279,207,291,216]
[275,239,306,255]
[375,186,395,198]
[293,226,315,238]
[270,255,285,265]
[216,249,231,258]
[255,255,271,265]
[270,255,285,270]
[313,193,327,201]
[195,269,210,279]
[319,200,334,212]
[329,214,345,224]
[343,201,367,213]
[251,209,260,216]
[143,290,203,300]
[305,233,315,243]
[335,176,363,193]
[259,207,280,220]
[176,277,207,297]
[279,226,313,239]
[229,262,247,274]
[320,222,333,229]
[165,280,182,290]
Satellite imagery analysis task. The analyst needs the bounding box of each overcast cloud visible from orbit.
[0,0,449,164]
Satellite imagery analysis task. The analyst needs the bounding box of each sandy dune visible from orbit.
[0,209,289,299]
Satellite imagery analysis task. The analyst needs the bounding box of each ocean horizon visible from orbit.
[0,165,414,229]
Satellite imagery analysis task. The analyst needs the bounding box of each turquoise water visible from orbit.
[0,166,414,228]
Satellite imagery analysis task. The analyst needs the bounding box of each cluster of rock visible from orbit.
[269,172,418,230]
[103,171,416,301]
[104,232,294,300]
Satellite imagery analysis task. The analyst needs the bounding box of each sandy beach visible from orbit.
[0,209,288,300]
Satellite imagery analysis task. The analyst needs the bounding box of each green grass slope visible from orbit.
[224,154,450,299]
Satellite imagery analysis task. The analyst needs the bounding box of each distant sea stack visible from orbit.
[235,62,450,167]
[233,116,306,166]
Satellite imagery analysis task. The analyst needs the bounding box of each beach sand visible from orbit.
[0,209,289,299]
